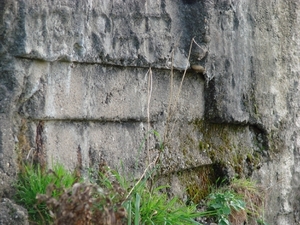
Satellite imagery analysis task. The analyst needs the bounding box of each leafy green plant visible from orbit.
[206,190,245,225]
[14,163,78,224]
[89,166,209,225]
[116,169,208,225]
[123,184,208,225]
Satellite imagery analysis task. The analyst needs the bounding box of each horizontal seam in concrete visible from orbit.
[26,117,150,123]
[24,117,194,124]
[14,55,187,72]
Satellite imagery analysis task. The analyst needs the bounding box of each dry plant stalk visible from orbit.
[134,37,203,199]
[144,37,204,163]
[230,180,266,224]
[125,153,160,200]
[146,67,153,165]
[164,37,200,145]
[229,209,247,225]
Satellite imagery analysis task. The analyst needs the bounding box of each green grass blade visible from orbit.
[134,193,141,225]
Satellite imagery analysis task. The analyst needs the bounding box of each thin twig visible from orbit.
[126,37,198,201]
[192,38,202,49]
[169,37,195,138]
[173,37,195,113]
[26,148,34,160]
[147,67,153,165]
[125,153,160,200]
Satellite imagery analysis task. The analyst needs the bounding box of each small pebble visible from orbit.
[191,65,205,73]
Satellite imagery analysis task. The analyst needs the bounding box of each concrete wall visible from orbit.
[0,0,299,224]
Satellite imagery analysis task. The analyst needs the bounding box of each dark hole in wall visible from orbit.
[35,121,46,170]
[77,145,83,171]
[250,124,269,154]
[182,0,198,5]
[212,162,230,187]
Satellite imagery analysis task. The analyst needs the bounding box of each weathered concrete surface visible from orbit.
[11,0,208,70]
[0,198,29,225]
[0,0,300,224]
[17,61,204,121]
[15,59,208,175]
[205,1,300,224]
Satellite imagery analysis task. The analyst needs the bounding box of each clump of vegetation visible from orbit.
[15,163,212,225]
[14,161,268,225]
[37,182,126,225]
[14,164,78,224]
[121,172,207,225]
[199,178,268,225]
[206,189,246,225]
[38,166,128,225]
[229,178,267,225]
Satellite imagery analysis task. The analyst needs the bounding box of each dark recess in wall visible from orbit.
[182,0,198,4]
[212,162,230,186]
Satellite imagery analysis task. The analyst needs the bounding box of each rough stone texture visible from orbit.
[205,1,300,224]
[15,60,208,175]
[0,198,29,225]
[0,0,300,224]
